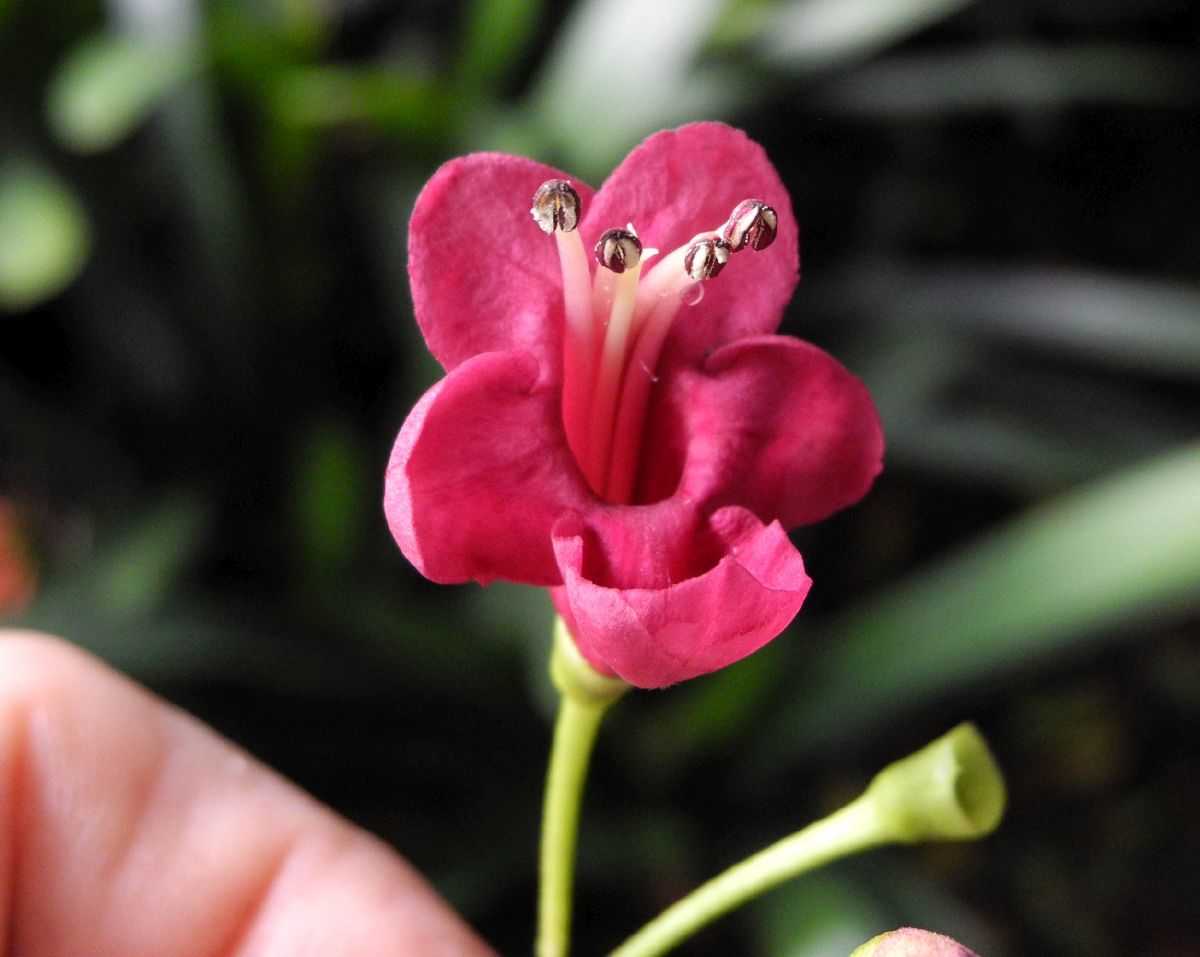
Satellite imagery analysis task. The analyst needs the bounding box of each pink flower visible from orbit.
[385,122,883,688]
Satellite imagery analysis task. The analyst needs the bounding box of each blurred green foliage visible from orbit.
[0,161,91,309]
[47,33,199,152]
[1,0,1197,954]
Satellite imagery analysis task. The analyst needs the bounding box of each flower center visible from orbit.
[531,181,777,505]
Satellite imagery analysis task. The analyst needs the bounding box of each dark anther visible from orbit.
[531,180,582,233]
[722,200,778,252]
[683,234,731,281]
[594,228,643,273]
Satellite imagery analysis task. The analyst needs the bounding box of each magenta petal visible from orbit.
[408,153,596,373]
[384,350,591,586]
[644,335,884,528]
[584,123,799,361]
[552,506,811,688]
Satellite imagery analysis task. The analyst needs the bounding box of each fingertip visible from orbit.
[0,632,496,956]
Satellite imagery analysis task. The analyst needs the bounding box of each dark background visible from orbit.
[2,0,1198,954]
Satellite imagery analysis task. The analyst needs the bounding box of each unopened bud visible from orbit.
[683,234,731,281]
[722,199,778,252]
[594,228,642,273]
[531,180,581,233]
[850,928,980,957]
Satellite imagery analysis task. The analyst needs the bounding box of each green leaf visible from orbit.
[758,442,1200,757]
[0,162,91,311]
[47,33,198,153]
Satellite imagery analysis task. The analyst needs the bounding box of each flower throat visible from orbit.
[531,180,778,505]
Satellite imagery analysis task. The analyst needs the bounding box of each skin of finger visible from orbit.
[0,631,498,957]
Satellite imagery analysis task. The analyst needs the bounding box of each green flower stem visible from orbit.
[608,724,1005,957]
[536,690,609,957]
[607,795,889,957]
[536,618,629,957]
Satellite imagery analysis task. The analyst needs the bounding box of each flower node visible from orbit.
[531,179,582,233]
[683,234,731,281]
[594,228,643,273]
[723,199,778,252]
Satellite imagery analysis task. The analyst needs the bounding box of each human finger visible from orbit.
[0,631,496,957]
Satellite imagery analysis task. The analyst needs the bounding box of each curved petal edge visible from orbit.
[385,350,590,586]
[551,506,811,688]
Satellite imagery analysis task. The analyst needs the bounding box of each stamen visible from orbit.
[594,228,643,274]
[533,180,593,476]
[633,241,710,319]
[588,255,645,496]
[609,221,740,501]
[605,287,677,504]
[682,233,731,281]
[556,198,779,503]
[722,199,778,252]
[530,180,581,233]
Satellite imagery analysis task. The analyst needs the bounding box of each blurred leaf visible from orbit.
[758,0,978,72]
[753,857,1005,956]
[756,442,1200,758]
[0,162,91,311]
[755,870,888,957]
[209,0,325,87]
[858,857,1004,956]
[46,33,198,153]
[468,580,558,711]
[14,494,209,676]
[292,418,368,587]
[851,331,1191,494]
[821,262,1200,379]
[826,263,1200,496]
[268,0,328,53]
[814,45,1200,115]
[622,646,779,782]
[11,494,364,688]
[267,65,445,139]
[454,0,544,96]
[528,0,743,176]
[65,494,207,619]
